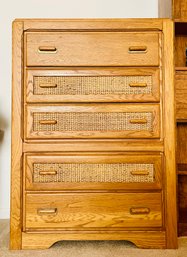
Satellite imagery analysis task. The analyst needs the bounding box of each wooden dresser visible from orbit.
[11,19,177,250]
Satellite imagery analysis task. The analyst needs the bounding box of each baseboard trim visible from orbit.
[0,208,10,219]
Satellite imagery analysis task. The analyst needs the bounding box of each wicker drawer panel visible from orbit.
[34,76,153,95]
[25,32,160,67]
[24,192,163,230]
[25,104,160,139]
[26,69,160,103]
[34,163,154,183]
[34,112,153,131]
[25,153,162,190]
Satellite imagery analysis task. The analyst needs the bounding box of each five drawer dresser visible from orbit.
[11,19,177,249]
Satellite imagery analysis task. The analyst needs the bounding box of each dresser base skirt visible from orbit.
[21,231,166,250]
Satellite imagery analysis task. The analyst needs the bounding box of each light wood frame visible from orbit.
[10,20,24,250]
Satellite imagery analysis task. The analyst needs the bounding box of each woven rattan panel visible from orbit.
[33,76,152,95]
[33,112,153,132]
[33,163,154,183]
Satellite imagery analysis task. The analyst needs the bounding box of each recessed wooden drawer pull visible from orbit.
[129,82,147,87]
[39,171,57,175]
[130,207,150,215]
[37,208,57,215]
[128,46,147,53]
[130,170,149,176]
[39,83,58,88]
[129,119,147,124]
[39,120,57,125]
[38,46,57,53]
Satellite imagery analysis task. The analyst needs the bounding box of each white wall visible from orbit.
[0,0,158,219]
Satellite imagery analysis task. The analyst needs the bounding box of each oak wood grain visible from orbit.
[180,0,187,19]
[177,123,187,164]
[22,140,164,152]
[21,231,166,249]
[26,68,160,103]
[163,20,177,248]
[178,176,187,228]
[25,104,161,140]
[18,18,164,31]
[174,0,182,19]
[175,72,187,120]
[10,20,24,250]
[24,153,163,191]
[175,34,187,68]
[24,193,163,230]
[11,18,176,250]
[25,32,160,67]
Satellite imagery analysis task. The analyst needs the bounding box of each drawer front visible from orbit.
[25,104,160,140]
[175,72,187,120]
[25,193,163,230]
[25,153,162,190]
[26,68,160,103]
[25,32,160,67]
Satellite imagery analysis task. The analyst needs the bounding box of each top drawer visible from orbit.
[25,32,160,67]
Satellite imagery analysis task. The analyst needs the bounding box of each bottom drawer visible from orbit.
[25,193,163,230]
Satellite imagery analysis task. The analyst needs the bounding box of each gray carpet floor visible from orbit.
[1,220,187,257]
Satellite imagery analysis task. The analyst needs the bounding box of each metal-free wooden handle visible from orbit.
[130,170,149,176]
[39,83,58,88]
[37,208,57,215]
[129,119,147,124]
[129,46,147,53]
[39,171,57,175]
[130,207,150,215]
[39,120,57,125]
[129,82,147,87]
[38,46,57,53]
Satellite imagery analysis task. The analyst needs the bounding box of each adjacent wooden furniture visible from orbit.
[11,19,177,250]
[159,0,187,236]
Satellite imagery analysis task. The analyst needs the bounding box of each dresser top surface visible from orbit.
[13,18,172,31]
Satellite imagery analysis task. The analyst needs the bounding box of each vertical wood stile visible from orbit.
[163,20,178,248]
[10,20,23,250]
